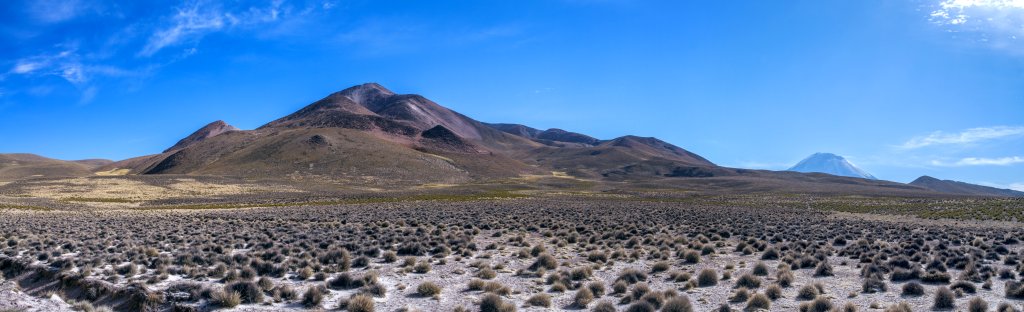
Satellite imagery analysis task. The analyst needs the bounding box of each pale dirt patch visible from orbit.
[0,277,74,312]
[93,168,131,176]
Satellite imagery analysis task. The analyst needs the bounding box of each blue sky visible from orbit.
[2,0,1023,189]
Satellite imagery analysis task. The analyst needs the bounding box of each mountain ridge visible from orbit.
[910,175,1024,197]
[90,83,714,184]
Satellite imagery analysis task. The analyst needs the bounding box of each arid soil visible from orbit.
[1,194,1023,311]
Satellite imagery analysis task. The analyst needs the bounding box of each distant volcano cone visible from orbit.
[788,153,876,179]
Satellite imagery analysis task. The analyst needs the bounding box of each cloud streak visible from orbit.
[900,126,1024,149]
[140,0,289,57]
[931,156,1024,166]
[25,0,87,24]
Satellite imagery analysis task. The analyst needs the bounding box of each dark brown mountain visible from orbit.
[98,83,724,184]
[99,84,546,183]
[909,176,1024,197]
[0,153,110,181]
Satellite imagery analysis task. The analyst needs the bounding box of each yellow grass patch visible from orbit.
[94,168,131,176]
[20,177,301,208]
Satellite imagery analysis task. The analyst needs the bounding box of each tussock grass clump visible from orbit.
[479,293,515,312]
[661,296,693,312]
[765,284,782,300]
[776,267,795,287]
[617,268,648,284]
[571,266,593,280]
[210,289,241,308]
[745,293,771,311]
[651,261,670,273]
[346,294,375,312]
[752,262,769,276]
[797,284,819,300]
[297,267,313,280]
[257,277,274,291]
[478,268,497,279]
[933,286,956,310]
[840,302,857,312]
[413,261,431,274]
[697,269,718,287]
[901,282,925,297]
[1006,280,1024,299]
[967,297,988,312]
[951,280,977,294]
[302,285,326,308]
[625,301,656,312]
[467,279,486,291]
[592,301,617,312]
[735,273,761,289]
[996,302,1020,312]
[890,268,921,282]
[813,261,833,277]
[862,275,886,293]
[226,281,264,304]
[574,287,595,307]
[683,250,700,264]
[639,291,666,309]
[416,281,441,297]
[798,297,832,312]
[382,251,397,263]
[586,281,606,297]
[922,271,952,284]
[730,288,750,303]
[526,293,551,307]
[532,254,558,270]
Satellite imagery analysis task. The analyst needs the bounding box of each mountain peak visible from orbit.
[911,175,939,183]
[339,82,395,107]
[163,120,238,153]
[789,152,876,180]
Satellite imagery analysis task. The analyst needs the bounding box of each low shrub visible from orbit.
[933,286,955,310]
[697,269,718,287]
[526,293,551,307]
[417,281,442,297]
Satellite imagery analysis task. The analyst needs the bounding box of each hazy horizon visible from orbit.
[2,0,1023,189]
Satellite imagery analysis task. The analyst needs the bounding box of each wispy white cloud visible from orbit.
[140,0,290,57]
[7,49,144,103]
[12,61,45,74]
[140,2,228,57]
[900,126,1024,149]
[1011,183,1024,191]
[25,0,87,24]
[930,156,1024,166]
[931,0,1024,51]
